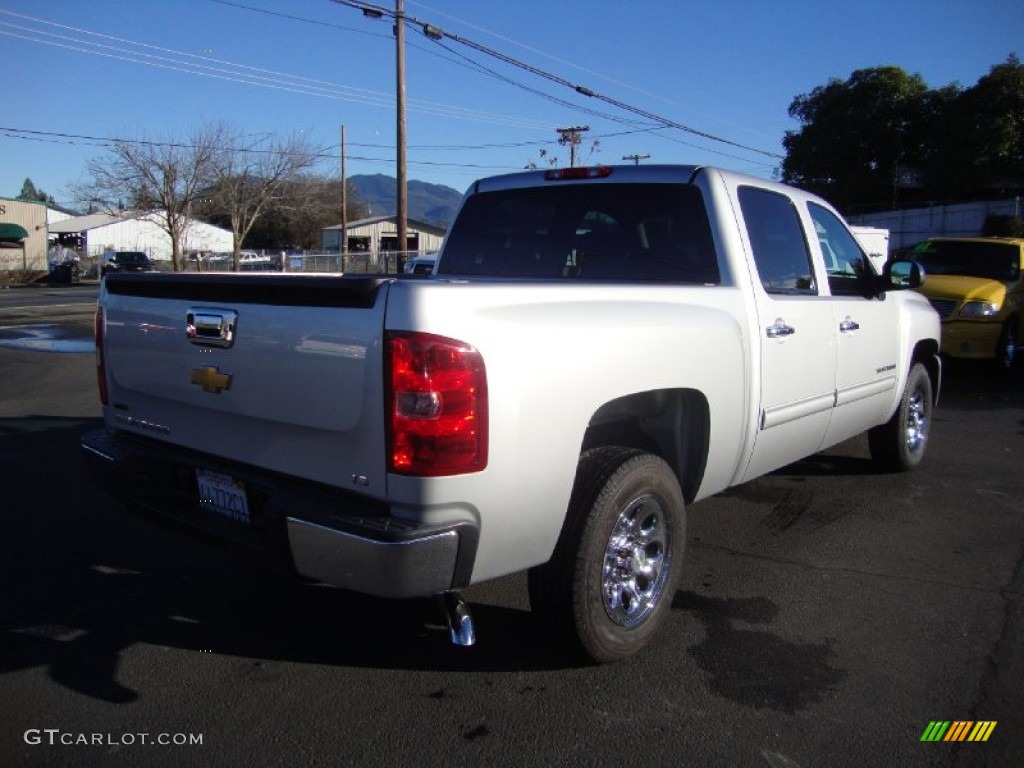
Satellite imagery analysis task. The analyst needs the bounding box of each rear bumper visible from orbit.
[81,428,477,598]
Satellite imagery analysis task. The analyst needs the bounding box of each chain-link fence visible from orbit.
[282,251,418,275]
[42,248,431,279]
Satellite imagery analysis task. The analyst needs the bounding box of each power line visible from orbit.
[407,0,669,108]
[427,36,655,129]
[407,0,783,144]
[0,123,664,159]
[0,126,521,171]
[0,10,553,131]
[209,1,662,134]
[330,0,783,160]
[214,0,782,164]
[212,0,385,37]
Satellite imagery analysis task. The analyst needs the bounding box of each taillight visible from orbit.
[95,306,108,405]
[386,331,488,476]
[543,166,613,181]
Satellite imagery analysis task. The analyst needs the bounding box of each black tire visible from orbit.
[868,362,933,471]
[997,319,1017,371]
[528,447,686,663]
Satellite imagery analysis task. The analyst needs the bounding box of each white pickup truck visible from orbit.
[83,165,940,662]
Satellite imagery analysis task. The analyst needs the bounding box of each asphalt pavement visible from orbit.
[0,300,1021,768]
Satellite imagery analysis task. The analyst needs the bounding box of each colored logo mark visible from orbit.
[921,721,997,742]
[190,365,232,394]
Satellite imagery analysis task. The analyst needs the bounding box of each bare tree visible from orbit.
[210,129,325,270]
[218,174,366,253]
[74,125,224,271]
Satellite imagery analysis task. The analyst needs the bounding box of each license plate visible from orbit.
[196,469,251,524]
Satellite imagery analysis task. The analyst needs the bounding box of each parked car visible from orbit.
[905,237,1024,368]
[206,251,277,271]
[239,250,275,270]
[402,252,438,275]
[101,251,154,276]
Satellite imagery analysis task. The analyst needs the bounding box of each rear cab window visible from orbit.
[439,183,720,284]
[737,186,816,295]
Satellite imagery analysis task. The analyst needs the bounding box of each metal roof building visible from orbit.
[0,197,48,272]
[49,210,233,261]
[321,215,446,256]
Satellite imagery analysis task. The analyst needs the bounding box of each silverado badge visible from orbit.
[191,365,232,394]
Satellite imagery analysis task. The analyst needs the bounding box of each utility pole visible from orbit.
[340,124,348,267]
[557,126,589,168]
[622,154,650,165]
[395,0,408,271]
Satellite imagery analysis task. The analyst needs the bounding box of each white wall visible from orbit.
[84,213,233,260]
[850,198,1022,251]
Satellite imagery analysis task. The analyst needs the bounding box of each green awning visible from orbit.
[0,223,29,242]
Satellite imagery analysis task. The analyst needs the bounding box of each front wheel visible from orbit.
[868,362,933,471]
[528,447,686,663]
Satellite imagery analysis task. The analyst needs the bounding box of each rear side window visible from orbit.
[439,183,719,284]
[738,187,815,295]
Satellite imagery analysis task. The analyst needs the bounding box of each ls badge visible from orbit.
[191,365,232,394]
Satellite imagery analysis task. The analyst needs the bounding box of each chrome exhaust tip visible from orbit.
[435,590,475,647]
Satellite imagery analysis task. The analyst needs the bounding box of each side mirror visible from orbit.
[880,259,924,291]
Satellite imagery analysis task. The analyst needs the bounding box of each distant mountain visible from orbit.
[349,175,463,228]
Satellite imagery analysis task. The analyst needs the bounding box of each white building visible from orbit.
[49,210,233,261]
[46,206,77,227]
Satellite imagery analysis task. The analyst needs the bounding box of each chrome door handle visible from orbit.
[839,318,860,333]
[766,322,795,338]
[187,308,238,348]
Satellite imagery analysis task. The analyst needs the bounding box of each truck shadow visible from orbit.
[0,572,574,707]
[1,417,583,701]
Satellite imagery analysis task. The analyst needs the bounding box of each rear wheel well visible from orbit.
[580,389,709,503]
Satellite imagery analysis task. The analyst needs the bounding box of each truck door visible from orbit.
[810,203,900,447]
[736,186,836,481]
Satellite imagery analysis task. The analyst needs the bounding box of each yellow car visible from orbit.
[908,237,1023,368]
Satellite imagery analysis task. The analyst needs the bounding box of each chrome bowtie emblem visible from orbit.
[190,365,232,394]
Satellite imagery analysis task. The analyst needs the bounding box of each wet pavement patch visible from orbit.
[0,324,93,354]
[674,592,848,714]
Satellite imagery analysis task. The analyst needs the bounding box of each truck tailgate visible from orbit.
[100,273,391,499]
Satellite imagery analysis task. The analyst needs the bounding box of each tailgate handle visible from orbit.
[186,308,238,348]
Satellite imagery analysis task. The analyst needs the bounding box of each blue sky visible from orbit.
[1,0,1021,208]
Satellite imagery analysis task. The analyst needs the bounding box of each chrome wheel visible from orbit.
[528,448,686,662]
[870,362,933,472]
[601,495,671,628]
[905,388,929,456]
